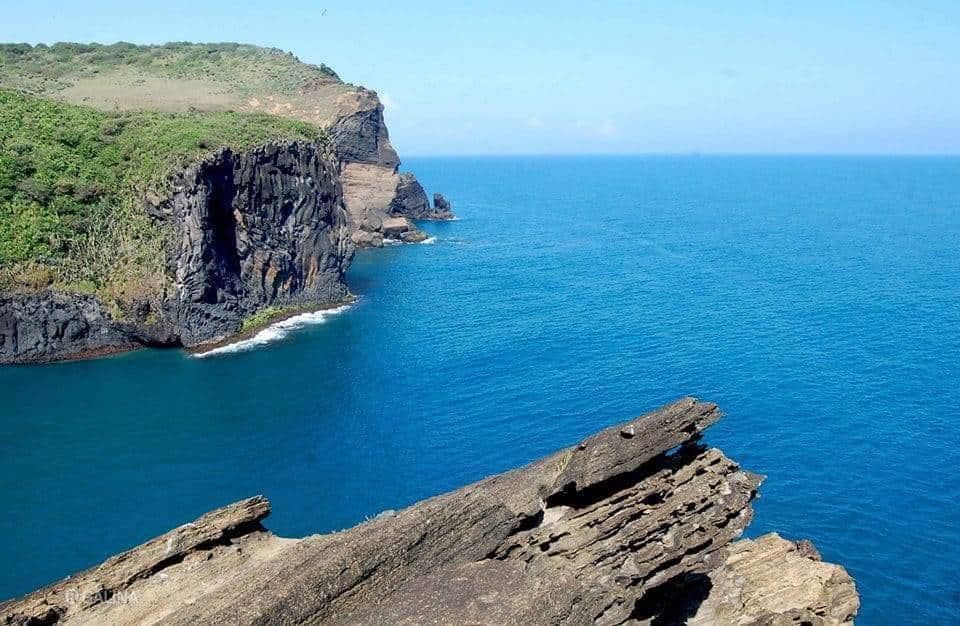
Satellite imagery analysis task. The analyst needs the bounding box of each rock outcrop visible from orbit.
[432,192,455,220]
[687,534,859,625]
[0,141,352,363]
[0,291,177,364]
[0,399,859,625]
[389,176,455,221]
[326,90,452,247]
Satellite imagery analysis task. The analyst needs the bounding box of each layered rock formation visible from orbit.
[321,87,444,247]
[0,399,859,625]
[0,141,351,364]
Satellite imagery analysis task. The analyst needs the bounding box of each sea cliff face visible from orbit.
[0,399,859,625]
[157,141,352,347]
[0,141,351,363]
[0,291,175,363]
[325,88,454,246]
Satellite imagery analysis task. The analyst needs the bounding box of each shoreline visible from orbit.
[185,295,358,356]
[7,295,358,366]
[12,342,149,366]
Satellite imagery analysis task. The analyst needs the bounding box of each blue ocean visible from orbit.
[1,156,958,624]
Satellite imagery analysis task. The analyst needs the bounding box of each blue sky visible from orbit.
[3,1,959,155]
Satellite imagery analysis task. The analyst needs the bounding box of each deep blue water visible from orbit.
[2,156,959,624]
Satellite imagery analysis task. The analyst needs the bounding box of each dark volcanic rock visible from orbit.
[161,142,352,346]
[0,141,353,363]
[389,172,430,217]
[327,93,399,169]
[432,192,454,219]
[0,291,176,364]
[389,175,455,221]
[0,399,859,625]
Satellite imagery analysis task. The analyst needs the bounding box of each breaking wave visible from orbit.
[192,305,352,358]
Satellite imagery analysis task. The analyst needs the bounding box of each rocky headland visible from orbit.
[0,43,454,364]
[0,399,859,625]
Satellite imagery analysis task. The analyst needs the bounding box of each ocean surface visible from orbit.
[2,156,959,623]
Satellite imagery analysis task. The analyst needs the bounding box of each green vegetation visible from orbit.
[0,42,339,98]
[0,89,323,304]
[237,296,357,335]
[239,306,287,333]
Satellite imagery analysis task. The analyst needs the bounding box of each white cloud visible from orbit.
[597,119,617,137]
[577,119,618,138]
[526,116,545,129]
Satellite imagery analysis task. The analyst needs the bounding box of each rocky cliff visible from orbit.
[329,91,452,247]
[0,399,859,625]
[0,43,451,250]
[0,44,454,363]
[0,141,351,364]
[156,141,352,347]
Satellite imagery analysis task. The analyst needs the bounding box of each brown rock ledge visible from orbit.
[0,398,858,625]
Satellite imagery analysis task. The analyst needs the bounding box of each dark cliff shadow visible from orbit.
[628,572,713,626]
[208,163,242,299]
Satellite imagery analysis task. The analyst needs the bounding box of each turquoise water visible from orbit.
[2,156,959,624]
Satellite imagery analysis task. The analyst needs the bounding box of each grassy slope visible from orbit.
[0,88,323,303]
[0,42,340,99]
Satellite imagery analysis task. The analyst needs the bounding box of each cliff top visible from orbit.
[0,42,378,128]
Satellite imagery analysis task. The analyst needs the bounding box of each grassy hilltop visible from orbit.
[0,42,340,105]
[0,43,353,304]
[0,42,364,125]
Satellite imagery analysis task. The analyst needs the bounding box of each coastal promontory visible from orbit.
[0,43,451,363]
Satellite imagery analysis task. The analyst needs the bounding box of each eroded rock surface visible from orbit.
[0,399,858,625]
[389,175,455,221]
[0,291,177,363]
[326,96,438,248]
[687,534,859,626]
[159,141,352,346]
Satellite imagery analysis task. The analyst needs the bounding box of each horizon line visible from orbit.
[400,151,960,159]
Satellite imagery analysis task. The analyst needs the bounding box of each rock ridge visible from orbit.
[0,398,859,625]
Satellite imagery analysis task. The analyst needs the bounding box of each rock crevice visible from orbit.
[159,141,352,347]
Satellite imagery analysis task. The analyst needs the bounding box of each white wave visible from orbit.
[192,305,351,358]
[382,237,403,245]
[420,236,437,244]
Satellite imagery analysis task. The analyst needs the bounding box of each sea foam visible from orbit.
[192,305,351,358]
